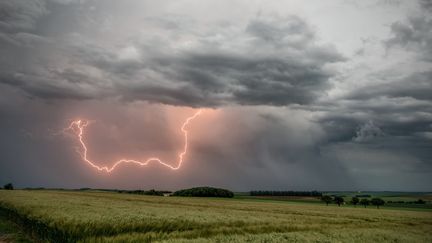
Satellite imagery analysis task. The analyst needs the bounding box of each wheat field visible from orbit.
[0,190,431,242]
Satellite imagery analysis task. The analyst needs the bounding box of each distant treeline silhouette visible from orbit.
[388,199,426,204]
[250,190,322,197]
[21,187,172,196]
[354,194,371,198]
[173,187,234,198]
[117,189,172,196]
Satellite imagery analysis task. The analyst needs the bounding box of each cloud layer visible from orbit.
[0,2,344,107]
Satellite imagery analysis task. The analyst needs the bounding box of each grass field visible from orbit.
[0,190,431,242]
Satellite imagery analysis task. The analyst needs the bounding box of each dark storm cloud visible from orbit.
[0,71,95,100]
[0,2,344,106]
[316,71,432,147]
[132,15,343,106]
[110,15,343,106]
[123,51,341,107]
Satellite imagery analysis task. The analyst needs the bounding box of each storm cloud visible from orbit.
[0,2,344,107]
[0,0,431,191]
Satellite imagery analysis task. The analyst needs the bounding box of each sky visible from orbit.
[0,0,431,191]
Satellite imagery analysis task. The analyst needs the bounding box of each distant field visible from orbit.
[325,192,432,210]
[235,192,432,210]
[0,190,431,242]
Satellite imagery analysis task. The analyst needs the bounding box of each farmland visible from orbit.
[237,191,432,210]
[0,190,431,242]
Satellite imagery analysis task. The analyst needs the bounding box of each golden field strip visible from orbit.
[0,190,431,242]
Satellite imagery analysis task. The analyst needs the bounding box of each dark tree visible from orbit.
[334,196,344,206]
[371,198,385,209]
[3,183,13,190]
[351,197,359,207]
[321,195,333,206]
[360,198,370,208]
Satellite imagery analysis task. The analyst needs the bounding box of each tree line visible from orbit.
[250,190,322,197]
[117,189,172,196]
[321,195,385,208]
[173,187,234,198]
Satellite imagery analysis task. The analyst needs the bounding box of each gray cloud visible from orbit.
[352,121,385,143]
[0,3,345,107]
[314,0,432,176]
[346,71,432,101]
[0,0,47,31]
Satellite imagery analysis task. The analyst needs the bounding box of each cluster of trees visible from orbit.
[173,187,234,198]
[250,190,322,197]
[2,183,13,190]
[359,198,385,208]
[321,195,385,208]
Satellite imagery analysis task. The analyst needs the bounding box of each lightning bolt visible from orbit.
[65,110,202,172]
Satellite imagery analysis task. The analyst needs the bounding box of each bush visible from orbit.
[3,183,13,190]
[173,187,234,198]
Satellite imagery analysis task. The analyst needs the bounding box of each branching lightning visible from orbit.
[65,110,202,172]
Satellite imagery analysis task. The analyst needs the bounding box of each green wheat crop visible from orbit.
[0,190,431,242]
